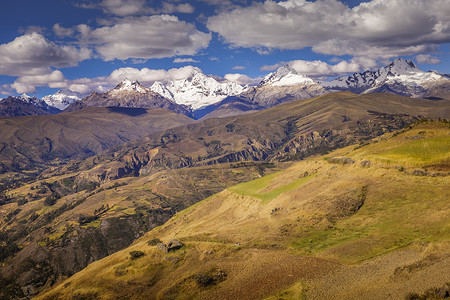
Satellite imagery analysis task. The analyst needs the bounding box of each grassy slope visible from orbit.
[0,161,282,298]
[10,91,448,298]
[37,121,450,300]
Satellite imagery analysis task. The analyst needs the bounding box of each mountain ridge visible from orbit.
[0,106,195,174]
[195,66,328,119]
[322,58,450,98]
[55,92,449,183]
[0,95,60,118]
[1,58,448,119]
[150,68,246,110]
[42,89,81,110]
[64,79,194,117]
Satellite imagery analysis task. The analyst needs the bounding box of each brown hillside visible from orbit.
[0,107,194,174]
[63,92,449,181]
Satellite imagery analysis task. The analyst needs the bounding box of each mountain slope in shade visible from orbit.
[65,79,193,117]
[150,68,246,110]
[322,58,450,98]
[0,107,195,173]
[42,89,81,110]
[0,94,60,118]
[196,65,328,119]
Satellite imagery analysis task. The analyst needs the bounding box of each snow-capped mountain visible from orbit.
[258,65,315,87]
[18,93,61,112]
[322,58,450,98]
[0,94,60,118]
[111,78,149,94]
[42,89,81,110]
[245,65,327,107]
[18,93,44,105]
[150,68,246,110]
[196,65,328,119]
[65,79,193,117]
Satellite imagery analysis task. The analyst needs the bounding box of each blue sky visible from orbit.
[0,0,449,98]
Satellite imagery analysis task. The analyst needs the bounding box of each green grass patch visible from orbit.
[292,227,366,254]
[48,229,66,241]
[229,172,281,195]
[264,281,306,300]
[351,123,450,166]
[80,218,101,229]
[372,136,450,165]
[291,182,450,262]
[229,173,316,204]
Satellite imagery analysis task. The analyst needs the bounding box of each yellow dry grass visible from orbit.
[37,122,450,300]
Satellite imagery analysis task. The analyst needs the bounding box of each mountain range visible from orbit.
[64,79,194,117]
[0,91,448,299]
[2,58,448,119]
[0,58,449,299]
[150,67,246,110]
[42,89,81,110]
[195,65,328,119]
[0,94,60,118]
[322,58,450,98]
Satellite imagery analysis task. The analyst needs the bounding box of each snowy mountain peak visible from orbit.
[377,58,421,81]
[186,67,203,79]
[259,64,315,87]
[386,58,419,75]
[322,58,449,97]
[19,93,31,101]
[42,89,81,110]
[114,79,148,93]
[275,64,299,76]
[150,81,174,101]
[373,58,447,87]
[150,69,245,110]
[18,93,42,104]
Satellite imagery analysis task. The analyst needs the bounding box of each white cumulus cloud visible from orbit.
[81,0,151,16]
[232,66,246,70]
[78,0,194,16]
[207,0,450,59]
[77,15,211,61]
[108,66,200,83]
[160,2,195,14]
[224,73,261,85]
[173,58,200,63]
[416,54,442,64]
[12,71,67,94]
[0,33,91,76]
[53,24,76,37]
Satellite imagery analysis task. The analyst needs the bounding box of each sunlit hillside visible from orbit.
[38,121,450,300]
